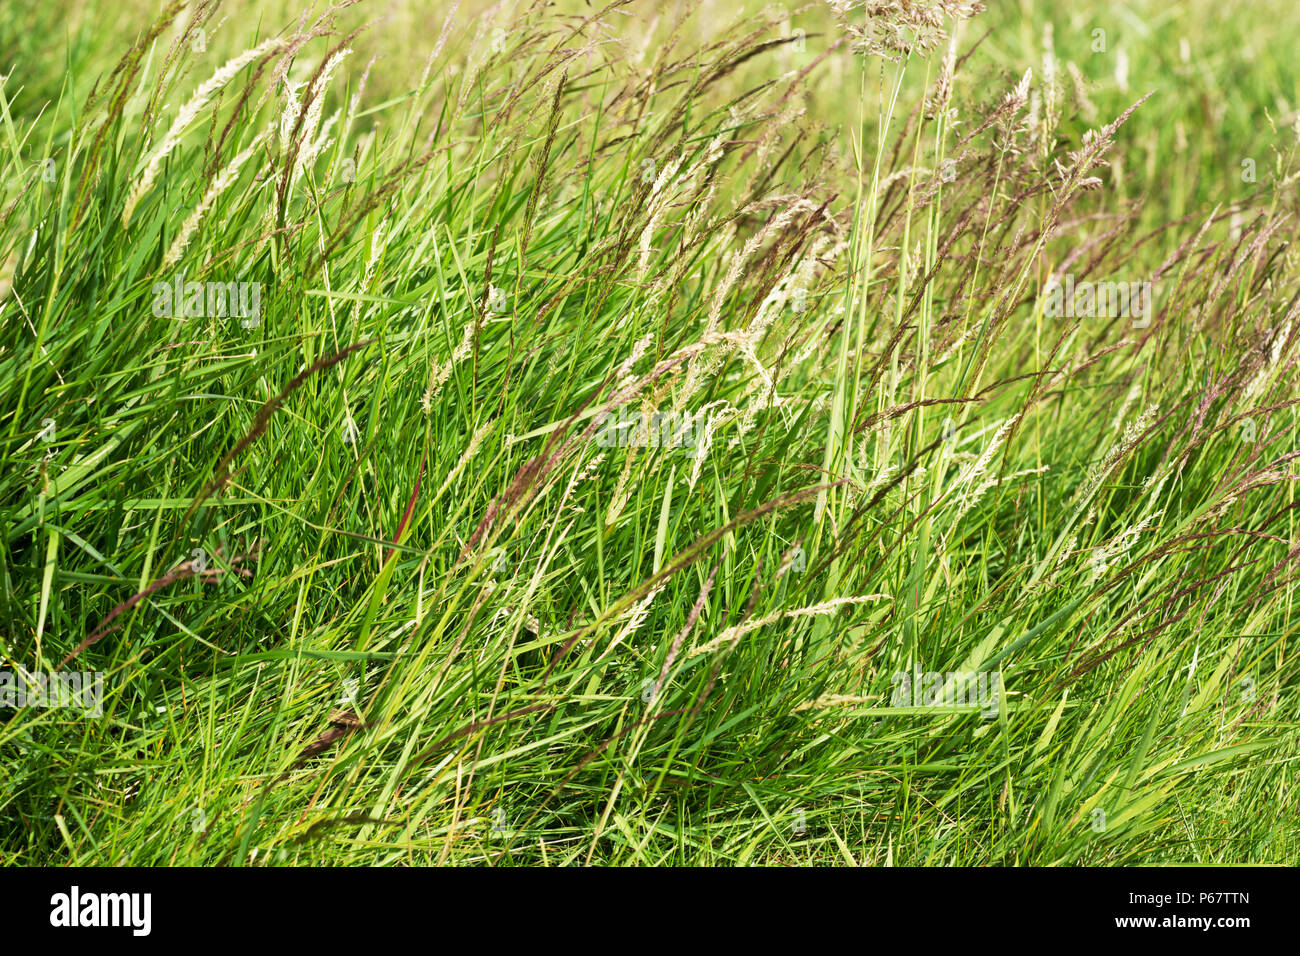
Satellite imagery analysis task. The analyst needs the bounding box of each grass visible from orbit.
[0,0,1296,866]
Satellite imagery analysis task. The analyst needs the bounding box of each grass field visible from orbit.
[1,0,1297,865]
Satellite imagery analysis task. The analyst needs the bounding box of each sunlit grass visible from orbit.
[0,0,1296,866]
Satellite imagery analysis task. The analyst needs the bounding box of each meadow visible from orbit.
[0,0,1297,865]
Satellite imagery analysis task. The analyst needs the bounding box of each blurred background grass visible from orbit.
[5,0,1298,223]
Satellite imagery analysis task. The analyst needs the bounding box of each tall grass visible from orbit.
[0,0,1296,865]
